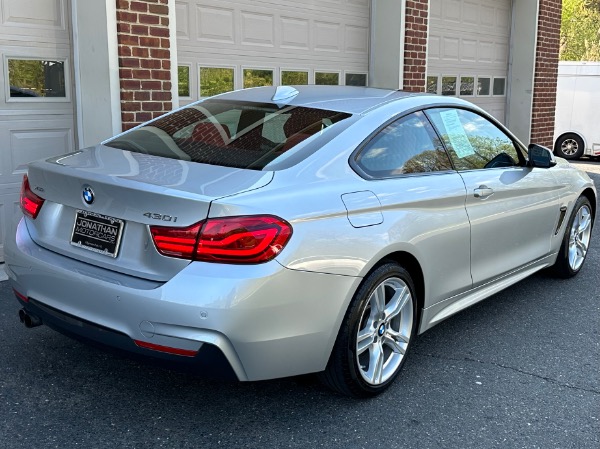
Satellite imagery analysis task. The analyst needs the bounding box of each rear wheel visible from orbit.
[551,196,593,278]
[555,133,584,160]
[320,262,417,397]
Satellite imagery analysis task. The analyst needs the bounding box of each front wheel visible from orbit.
[320,262,417,397]
[555,133,584,160]
[551,196,594,278]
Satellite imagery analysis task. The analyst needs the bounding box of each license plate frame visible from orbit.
[70,210,124,258]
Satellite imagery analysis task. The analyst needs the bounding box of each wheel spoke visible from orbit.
[576,239,587,256]
[568,246,579,268]
[383,333,406,355]
[367,342,384,384]
[384,286,410,320]
[579,210,591,233]
[371,284,386,316]
[573,210,581,230]
[357,327,375,356]
[386,328,409,345]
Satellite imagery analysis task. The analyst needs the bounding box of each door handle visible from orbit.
[474,185,494,198]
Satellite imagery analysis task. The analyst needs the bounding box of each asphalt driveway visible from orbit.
[0,170,598,449]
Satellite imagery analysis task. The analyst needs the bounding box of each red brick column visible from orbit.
[530,0,562,147]
[403,0,429,92]
[116,0,172,131]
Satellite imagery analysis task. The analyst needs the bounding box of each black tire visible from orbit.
[319,262,417,397]
[554,133,584,160]
[551,196,594,278]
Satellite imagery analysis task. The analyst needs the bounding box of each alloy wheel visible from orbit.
[568,204,592,271]
[356,277,413,385]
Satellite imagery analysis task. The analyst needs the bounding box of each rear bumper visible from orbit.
[17,296,238,379]
[6,218,360,381]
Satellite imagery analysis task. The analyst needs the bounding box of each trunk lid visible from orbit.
[25,145,273,281]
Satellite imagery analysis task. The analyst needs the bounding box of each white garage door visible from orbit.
[427,0,511,123]
[175,0,370,105]
[0,0,75,261]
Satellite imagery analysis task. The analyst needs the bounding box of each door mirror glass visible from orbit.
[528,144,556,168]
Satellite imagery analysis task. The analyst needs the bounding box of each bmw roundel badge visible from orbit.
[82,186,95,205]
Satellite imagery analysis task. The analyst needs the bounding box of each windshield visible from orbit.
[105,99,351,170]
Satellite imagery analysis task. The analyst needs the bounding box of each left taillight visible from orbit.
[20,174,45,219]
[150,215,292,264]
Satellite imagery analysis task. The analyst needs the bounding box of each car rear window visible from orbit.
[105,99,351,170]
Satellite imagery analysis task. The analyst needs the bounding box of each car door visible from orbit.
[352,111,472,304]
[425,107,562,287]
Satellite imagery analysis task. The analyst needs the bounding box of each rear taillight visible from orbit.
[20,174,45,219]
[150,222,202,259]
[150,215,292,264]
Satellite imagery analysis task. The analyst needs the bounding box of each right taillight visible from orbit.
[150,215,292,264]
[20,174,45,219]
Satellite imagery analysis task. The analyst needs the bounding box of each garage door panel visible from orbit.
[345,24,369,54]
[241,12,275,47]
[0,0,74,262]
[175,1,190,39]
[0,0,69,43]
[280,16,310,50]
[463,2,479,25]
[0,116,74,183]
[196,4,235,44]
[428,0,510,122]
[442,37,459,61]
[178,0,369,103]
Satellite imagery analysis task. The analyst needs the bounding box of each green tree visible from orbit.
[178,66,190,97]
[561,0,600,60]
[200,67,234,97]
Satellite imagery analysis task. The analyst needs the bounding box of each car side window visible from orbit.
[425,108,522,171]
[355,111,453,177]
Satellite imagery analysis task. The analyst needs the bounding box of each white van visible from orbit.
[554,61,600,159]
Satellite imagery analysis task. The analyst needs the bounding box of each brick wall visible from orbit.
[116,0,172,131]
[530,0,562,147]
[403,0,429,92]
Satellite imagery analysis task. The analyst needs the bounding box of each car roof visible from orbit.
[212,85,426,114]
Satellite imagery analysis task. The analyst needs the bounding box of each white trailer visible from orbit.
[554,61,600,159]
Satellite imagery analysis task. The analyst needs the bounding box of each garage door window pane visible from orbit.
[178,66,190,97]
[477,77,491,96]
[355,111,453,177]
[8,59,65,97]
[427,76,438,94]
[200,67,234,97]
[315,72,339,85]
[441,76,457,96]
[426,108,520,171]
[346,73,367,86]
[493,77,506,96]
[243,69,273,89]
[460,76,474,96]
[282,71,308,85]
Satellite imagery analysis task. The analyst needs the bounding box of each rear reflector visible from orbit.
[20,174,45,219]
[150,215,292,264]
[134,340,198,357]
[13,288,29,303]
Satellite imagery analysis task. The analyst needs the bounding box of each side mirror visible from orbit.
[528,144,557,168]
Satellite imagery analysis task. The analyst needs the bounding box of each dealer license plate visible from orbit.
[70,210,124,258]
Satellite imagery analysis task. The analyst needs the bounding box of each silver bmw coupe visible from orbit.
[6,86,596,397]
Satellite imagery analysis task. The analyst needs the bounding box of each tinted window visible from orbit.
[355,111,453,177]
[105,99,351,170]
[426,108,521,170]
